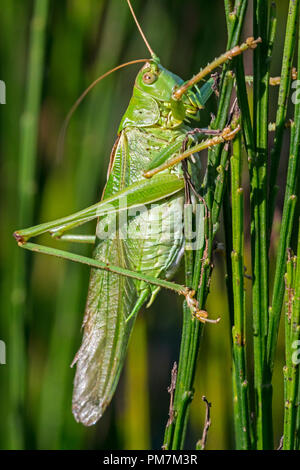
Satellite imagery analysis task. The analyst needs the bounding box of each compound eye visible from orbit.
[142,71,157,84]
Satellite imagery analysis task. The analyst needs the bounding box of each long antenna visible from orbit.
[57,58,149,160]
[126,0,155,58]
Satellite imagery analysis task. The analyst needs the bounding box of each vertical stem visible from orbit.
[251,0,272,449]
[164,0,247,449]
[296,364,300,449]
[214,12,249,447]
[163,0,248,450]
[223,180,244,447]
[283,226,300,450]
[268,0,300,235]
[267,17,300,374]
[163,203,206,450]
[230,132,251,449]
[224,0,235,36]
[10,0,49,449]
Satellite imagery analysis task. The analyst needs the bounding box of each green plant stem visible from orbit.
[234,5,272,452]
[10,0,49,449]
[230,132,251,449]
[283,253,295,449]
[163,119,231,451]
[267,18,300,375]
[162,1,248,449]
[223,182,243,447]
[251,0,273,449]
[163,201,207,450]
[283,225,300,450]
[268,0,300,236]
[212,144,230,232]
[224,0,235,35]
[296,366,300,449]
[225,0,249,50]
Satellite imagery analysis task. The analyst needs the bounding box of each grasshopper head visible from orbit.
[134,61,202,127]
[125,0,204,128]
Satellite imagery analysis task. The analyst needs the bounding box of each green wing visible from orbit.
[72,132,142,425]
[72,128,185,425]
[72,233,140,425]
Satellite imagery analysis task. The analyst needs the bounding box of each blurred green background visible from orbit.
[0,0,294,450]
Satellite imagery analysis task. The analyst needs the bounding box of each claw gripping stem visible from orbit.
[183,289,220,324]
